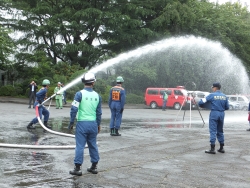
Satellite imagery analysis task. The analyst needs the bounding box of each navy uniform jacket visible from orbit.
[199,90,229,111]
[108,85,126,109]
[36,88,48,104]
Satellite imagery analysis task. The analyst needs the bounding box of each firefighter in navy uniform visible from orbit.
[27,79,52,130]
[108,76,126,136]
[199,82,229,154]
[68,72,102,176]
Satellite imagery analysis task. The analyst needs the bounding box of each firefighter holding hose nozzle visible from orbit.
[27,79,52,130]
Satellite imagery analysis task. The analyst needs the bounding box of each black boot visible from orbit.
[217,143,225,153]
[69,164,82,176]
[44,121,52,129]
[113,129,121,136]
[87,162,98,174]
[205,144,216,154]
[246,128,250,131]
[27,122,35,129]
[110,128,115,136]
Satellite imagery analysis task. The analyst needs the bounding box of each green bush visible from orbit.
[125,93,144,104]
[96,85,112,103]
[47,86,55,97]
[14,86,23,96]
[0,86,8,96]
[66,85,81,100]
[100,93,109,103]
[0,85,17,96]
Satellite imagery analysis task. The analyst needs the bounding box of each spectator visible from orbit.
[54,82,63,109]
[162,89,168,111]
[28,80,38,108]
[61,83,67,105]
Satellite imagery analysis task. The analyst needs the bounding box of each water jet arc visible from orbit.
[2,35,249,149]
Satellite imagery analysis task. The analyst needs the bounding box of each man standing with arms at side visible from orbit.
[54,82,63,109]
[61,83,67,105]
[28,80,38,108]
[199,82,229,154]
[68,72,102,176]
[109,76,126,136]
[162,89,168,111]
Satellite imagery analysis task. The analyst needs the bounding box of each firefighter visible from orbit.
[68,72,102,176]
[199,82,229,154]
[108,76,126,136]
[27,79,52,130]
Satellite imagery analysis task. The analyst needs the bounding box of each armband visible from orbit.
[72,100,80,108]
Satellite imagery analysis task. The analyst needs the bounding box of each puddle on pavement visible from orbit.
[102,118,205,130]
[48,117,205,135]
[1,117,204,145]
[0,117,222,187]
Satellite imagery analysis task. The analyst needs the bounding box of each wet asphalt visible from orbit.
[0,97,250,188]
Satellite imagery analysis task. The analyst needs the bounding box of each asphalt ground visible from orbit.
[0,97,250,188]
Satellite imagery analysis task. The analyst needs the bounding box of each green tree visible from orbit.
[2,0,159,69]
[0,26,14,65]
[151,0,250,68]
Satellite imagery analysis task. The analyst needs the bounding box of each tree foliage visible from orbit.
[2,0,250,69]
[1,0,250,97]
[151,0,250,68]
[1,0,160,69]
[0,26,14,64]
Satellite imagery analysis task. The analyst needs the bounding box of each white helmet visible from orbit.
[81,72,96,83]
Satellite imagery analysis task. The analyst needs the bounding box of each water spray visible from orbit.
[43,35,250,104]
[41,37,189,104]
[2,35,249,149]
